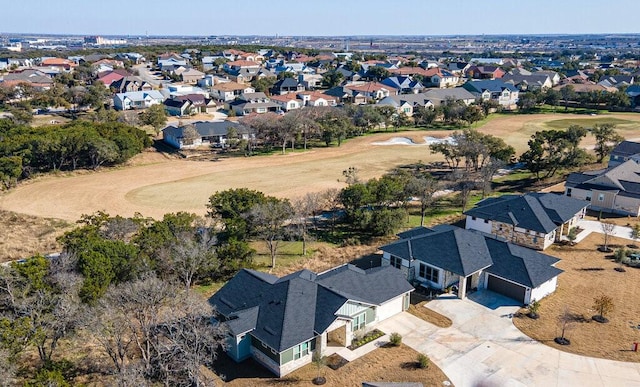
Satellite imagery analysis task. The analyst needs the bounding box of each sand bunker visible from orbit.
[372,136,455,146]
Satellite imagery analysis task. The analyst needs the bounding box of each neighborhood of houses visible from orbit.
[4,46,640,383]
[3,48,640,151]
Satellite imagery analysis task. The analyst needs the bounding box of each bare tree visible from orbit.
[555,306,574,345]
[154,293,228,387]
[321,188,341,234]
[480,158,505,198]
[247,199,294,268]
[107,275,175,374]
[0,348,17,387]
[168,229,219,290]
[601,221,616,251]
[342,166,360,185]
[406,176,438,227]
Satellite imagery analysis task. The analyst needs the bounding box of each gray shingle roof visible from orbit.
[464,193,588,233]
[381,225,493,276]
[565,160,640,197]
[163,120,250,140]
[386,225,563,289]
[463,80,518,93]
[484,238,563,288]
[210,265,412,352]
[611,141,640,158]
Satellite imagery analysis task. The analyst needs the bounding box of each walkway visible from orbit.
[376,291,640,387]
[573,219,635,243]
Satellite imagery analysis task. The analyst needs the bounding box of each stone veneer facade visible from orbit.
[490,221,548,250]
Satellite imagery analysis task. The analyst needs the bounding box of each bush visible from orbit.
[417,353,429,369]
[389,332,402,346]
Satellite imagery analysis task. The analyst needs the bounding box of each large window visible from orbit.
[293,341,310,360]
[419,263,439,283]
[352,312,366,331]
[390,256,403,269]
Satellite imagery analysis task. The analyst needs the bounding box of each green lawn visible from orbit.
[544,117,633,130]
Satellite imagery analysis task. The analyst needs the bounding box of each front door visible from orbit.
[466,275,473,293]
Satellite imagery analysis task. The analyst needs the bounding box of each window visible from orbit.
[566,188,572,197]
[293,341,310,360]
[598,193,605,202]
[390,256,402,269]
[471,216,477,221]
[419,263,439,283]
[586,195,591,201]
[352,313,366,331]
[484,219,489,224]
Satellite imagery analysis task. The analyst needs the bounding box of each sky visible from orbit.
[4,0,640,37]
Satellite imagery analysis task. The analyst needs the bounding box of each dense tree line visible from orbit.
[0,120,150,189]
[520,123,623,179]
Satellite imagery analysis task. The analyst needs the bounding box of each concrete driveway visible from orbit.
[376,291,640,387]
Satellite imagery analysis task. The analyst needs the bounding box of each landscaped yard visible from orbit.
[213,343,452,387]
[513,233,640,362]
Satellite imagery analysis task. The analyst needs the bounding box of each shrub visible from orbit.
[417,353,429,369]
[389,332,402,346]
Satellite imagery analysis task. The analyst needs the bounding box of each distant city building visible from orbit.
[84,36,128,46]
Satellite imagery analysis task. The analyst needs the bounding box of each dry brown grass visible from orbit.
[215,344,452,387]
[513,233,640,362]
[407,301,453,328]
[3,113,640,222]
[0,209,71,263]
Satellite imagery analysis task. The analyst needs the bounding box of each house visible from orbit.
[210,82,255,102]
[502,73,553,91]
[110,76,152,93]
[465,65,505,80]
[298,91,338,107]
[209,265,413,377]
[1,69,53,90]
[163,98,193,116]
[421,87,477,107]
[380,224,563,304]
[270,78,304,95]
[446,62,471,75]
[270,94,303,111]
[597,75,635,89]
[298,73,324,90]
[228,92,280,116]
[609,140,640,167]
[163,120,251,149]
[377,94,434,116]
[565,160,640,216]
[464,193,589,250]
[625,85,640,108]
[40,57,77,72]
[96,71,126,88]
[180,68,205,84]
[344,82,398,104]
[422,68,459,88]
[164,94,216,116]
[462,80,519,109]
[113,90,165,110]
[381,76,424,94]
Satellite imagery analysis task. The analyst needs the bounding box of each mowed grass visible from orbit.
[3,113,640,223]
[544,117,634,130]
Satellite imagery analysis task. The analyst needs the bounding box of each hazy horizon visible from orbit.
[4,0,640,37]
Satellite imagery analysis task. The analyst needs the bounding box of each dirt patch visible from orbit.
[0,210,71,263]
[215,344,452,387]
[513,233,640,362]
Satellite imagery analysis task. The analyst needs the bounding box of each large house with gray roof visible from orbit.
[608,140,640,167]
[462,80,519,109]
[464,193,588,250]
[565,159,640,216]
[380,224,563,305]
[162,120,251,149]
[209,265,413,376]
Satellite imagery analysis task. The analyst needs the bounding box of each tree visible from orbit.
[600,221,615,252]
[207,188,268,241]
[251,76,276,94]
[139,104,167,133]
[555,306,574,345]
[567,227,578,246]
[342,166,360,185]
[591,124,624,163]
[480,158,505,198]
[406,176,438,226]
[246,198,294,268]
[560,85,576,111]
[168,229,219,290]
[519,129,587,180]
[631,223,640,247]
[592,295,614,323]
[322,70,344,88]
[366,66,390,81]
[517,92,539,112]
